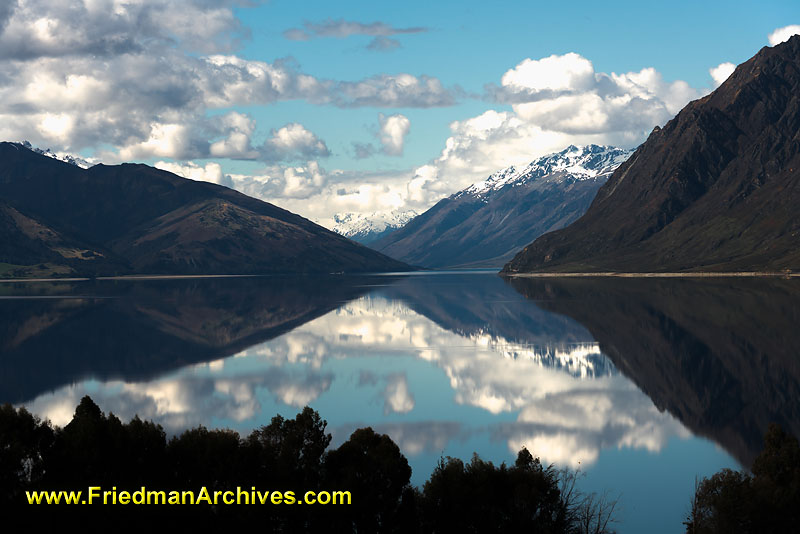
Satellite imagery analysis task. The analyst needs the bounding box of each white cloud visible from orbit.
[227,161,329,201]
[709,62,736,88]
[379,113,411,156]
[0,0,247,60]
[262,123,330,161]
[0,2,455,160]
[142,51,706,227]
[499,53,596,97]
[155,161,234,188]
[768,25,800,46]
[209,112,259,159]
[396,53,706,208]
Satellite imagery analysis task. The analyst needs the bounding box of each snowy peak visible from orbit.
[461,144,632,199]
[18,141,93,169]
[332,210,419,245]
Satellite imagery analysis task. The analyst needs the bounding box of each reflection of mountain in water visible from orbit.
[10,273,690,471]
[384,274,593,344]
[0,276,386,403]
[506,276,800,467]
[379,273,616,379]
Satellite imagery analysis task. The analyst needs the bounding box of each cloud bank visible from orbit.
[0,1,454,163]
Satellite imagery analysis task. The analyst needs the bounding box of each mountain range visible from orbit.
[0,142,409,277]
[504,35,800,274]
[372,145,631,268]
[332,210,418,245]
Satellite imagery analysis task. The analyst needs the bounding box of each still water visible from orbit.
[4,271,799,532]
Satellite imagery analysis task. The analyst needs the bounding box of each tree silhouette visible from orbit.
[420,448,568,534]
[2,396,621,532]
[686,424,800,533]
[324,427,413,533]
[0,404,53,504]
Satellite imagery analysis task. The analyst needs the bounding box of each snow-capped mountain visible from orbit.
[372,144,633,268]
[461,144,631,199]
[332,210,418,245]
[19,141,93,169]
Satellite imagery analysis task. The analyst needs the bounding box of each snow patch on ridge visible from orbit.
[461,144,632,199]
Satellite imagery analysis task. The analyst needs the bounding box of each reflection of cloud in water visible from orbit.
[383,373,415,414]
[492,385,690,467]
[25,368,333,432]
[23,294,688,468]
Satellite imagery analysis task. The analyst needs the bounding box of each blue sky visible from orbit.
[0,0,798,226]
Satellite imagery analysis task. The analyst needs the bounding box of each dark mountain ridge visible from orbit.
[503,36,800,273]
[0,142,409,276]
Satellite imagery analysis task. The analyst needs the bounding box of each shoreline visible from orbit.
[0,273,261,284]
[502,271,798,278]
[3,270,799,283]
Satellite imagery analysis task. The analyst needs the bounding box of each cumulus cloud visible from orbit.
[768,24,800,46]
[207,112,258,159]
[493,53,597,101]
[390,53,707,208]
[155,161,234,188]
[261,123,331,161]
[0,0,248,60]
[0,2,455,160]
[229,161,329,200]
[151,51,703,226]
[113,114,328,163]
[283,18,426,41]
[709,62,736,87]
[379,113,411,156]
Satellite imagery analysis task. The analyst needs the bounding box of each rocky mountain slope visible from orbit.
[504,35,800,273]
[0,142,409,277]
[372,145,631,268]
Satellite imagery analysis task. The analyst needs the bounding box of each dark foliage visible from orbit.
[1,396,617,532]
[420,449,567,534]
[686,424,800,533]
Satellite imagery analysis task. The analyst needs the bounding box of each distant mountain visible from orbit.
[0,142,410,277]
[372,145,631,268]
[504,35,800,274]
[332,210,418,245]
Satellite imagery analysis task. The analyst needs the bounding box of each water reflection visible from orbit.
[16,273,795,532]
[3,274,694,472]
[505,276,800,467]
[0,275,380,402]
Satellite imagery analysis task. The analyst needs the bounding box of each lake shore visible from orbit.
[503,271,799,278]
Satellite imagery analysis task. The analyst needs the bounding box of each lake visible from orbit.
[4,271,799,532]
